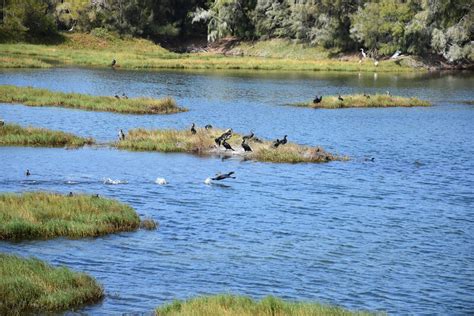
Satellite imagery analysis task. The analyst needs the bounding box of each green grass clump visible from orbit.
[0,123,94,148]
[156,294,376,316]
[0,253,103,313]
[0,33,417,72]
[0,192,140,240]
[294,94,431,109]
[117,127,344,163]
[0,85,185,114]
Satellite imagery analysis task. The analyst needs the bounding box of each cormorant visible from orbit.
[191,123,197,135]
[222,140,235,151]
[215,136,223,146]
[26,169,31,176]
[313,95,322,104]
[211,171,236,181]
[111,59,116,67]
[205,124,213,130]
[280,135,288,145]
[68,192,73,197]
[338,94,344,102]
[242,131,254,141]
[273,139,281,148]
[122,93,128,99]
[363,93,371,99]
[242,139,252,152]
[119,129,126,141]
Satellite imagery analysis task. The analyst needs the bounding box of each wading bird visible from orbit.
[390,50,401,59]
[212,171,236,181]
[222,140,234,151]
[119,129,126,141]
[243,131,254,141]
[360,48,367,59]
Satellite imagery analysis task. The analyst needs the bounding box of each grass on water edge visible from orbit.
[0,123,94,148]
[0,85,184,115]
[0,192,141,240]
[155,294,379,316]
[294,94,431,109]
[0,33,417,72]
[0,253,104,313]
[117,127,346,163]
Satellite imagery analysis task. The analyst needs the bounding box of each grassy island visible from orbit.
[0,192,141,240]
[0,123,94,148]
[156,294,375,316]
[0,33,416,73]
[0,85,185,115]
[0,253,103,313]
[116,127,345,163]
[294,94,431,109]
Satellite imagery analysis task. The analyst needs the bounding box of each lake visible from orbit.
[0,68,473,315]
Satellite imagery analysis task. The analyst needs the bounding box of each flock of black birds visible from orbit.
[313,91,392,104]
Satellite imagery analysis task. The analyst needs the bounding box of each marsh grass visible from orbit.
[117,127,344,163]
[0,192,140,240]
[155,294,376,316]
[0,123,94,147]
[0,85,185,114]
[294,94,431,109]
[0,33,415,72]
[0,253,104,313]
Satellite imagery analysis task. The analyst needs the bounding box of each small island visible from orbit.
[0,123,94,148]
[116,127,345,163]
[0,85,186,115]
[156,294,374,316]
[0,192,144,240]
[0,253,104,313]
[294,94,431,109]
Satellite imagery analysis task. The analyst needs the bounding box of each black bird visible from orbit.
[68,192,73,197]
[273,139,281,148]
[205,124,213,130]
[191,123,197,135]
[222,140,235,151]
[212,171,236,181]
[280,135,288,145]
[338,94,344,102]
[26,169,31,176]
[363,92,371,99]
[111,59,116,67]
[242,139,252,152]
[114,94,120,99]
[313,95,322,104]
[0,119,4,126]
[122,93,128,99]
[242,131,254,141]
[215,136,223,146]
[93,194,100,198]
[119,129,126,141]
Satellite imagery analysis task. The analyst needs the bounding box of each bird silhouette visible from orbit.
[111,59,116,67]
[280,135,287,145]
[191,123,197,135]
[313,95,322,104]
[212,171,236,181]
[25,169,31,176]
[338,94,344,102]
[222,140,234,151]
[242,139,252,152]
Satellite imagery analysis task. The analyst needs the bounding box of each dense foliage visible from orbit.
[0,0,472,62]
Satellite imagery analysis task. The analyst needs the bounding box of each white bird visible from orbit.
[155,177,167,185]
[391,50,401,59]
[360,48,367,59]
[374,60,379,67]
[204,177,212,185]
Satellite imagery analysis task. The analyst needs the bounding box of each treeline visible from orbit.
[0,0,472,62]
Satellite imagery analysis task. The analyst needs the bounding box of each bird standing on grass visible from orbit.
[222,140,235,151]
[243,131,254,141]
[242,139,252,152]
[360,48,367,59]
[119,129,126,141]
[191,123,197,135]
[111,59,116,67]
[205,124,213,130]
[273,138,281,148]
[280,135,288,145]
[313,95,322,104]
[212,171,236,181]
[122,93,128,99]
[338,94,344,102]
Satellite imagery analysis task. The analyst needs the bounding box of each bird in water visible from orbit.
[313,95,322,104]
[280,135,288,145]
[155,177,167,185]
[211,171,236,181]
[111,59,116,67]
[241,139,252,152]
[222,139,235,151]
[119,129,126,141]
[25,169,31,176]
[338,94,344,102]
[190,123,197,135]
[205,124,213,130]
[242,131,254,141]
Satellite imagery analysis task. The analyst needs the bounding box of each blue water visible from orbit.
[0,68,473,315]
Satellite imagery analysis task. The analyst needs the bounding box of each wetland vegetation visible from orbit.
[0,253,104,314]
[0,192,141,241]
[0,123,94,148]
[0,85,184,115]
[294,94,431,109]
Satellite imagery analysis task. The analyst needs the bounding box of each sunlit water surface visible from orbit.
[0,68,473,315]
